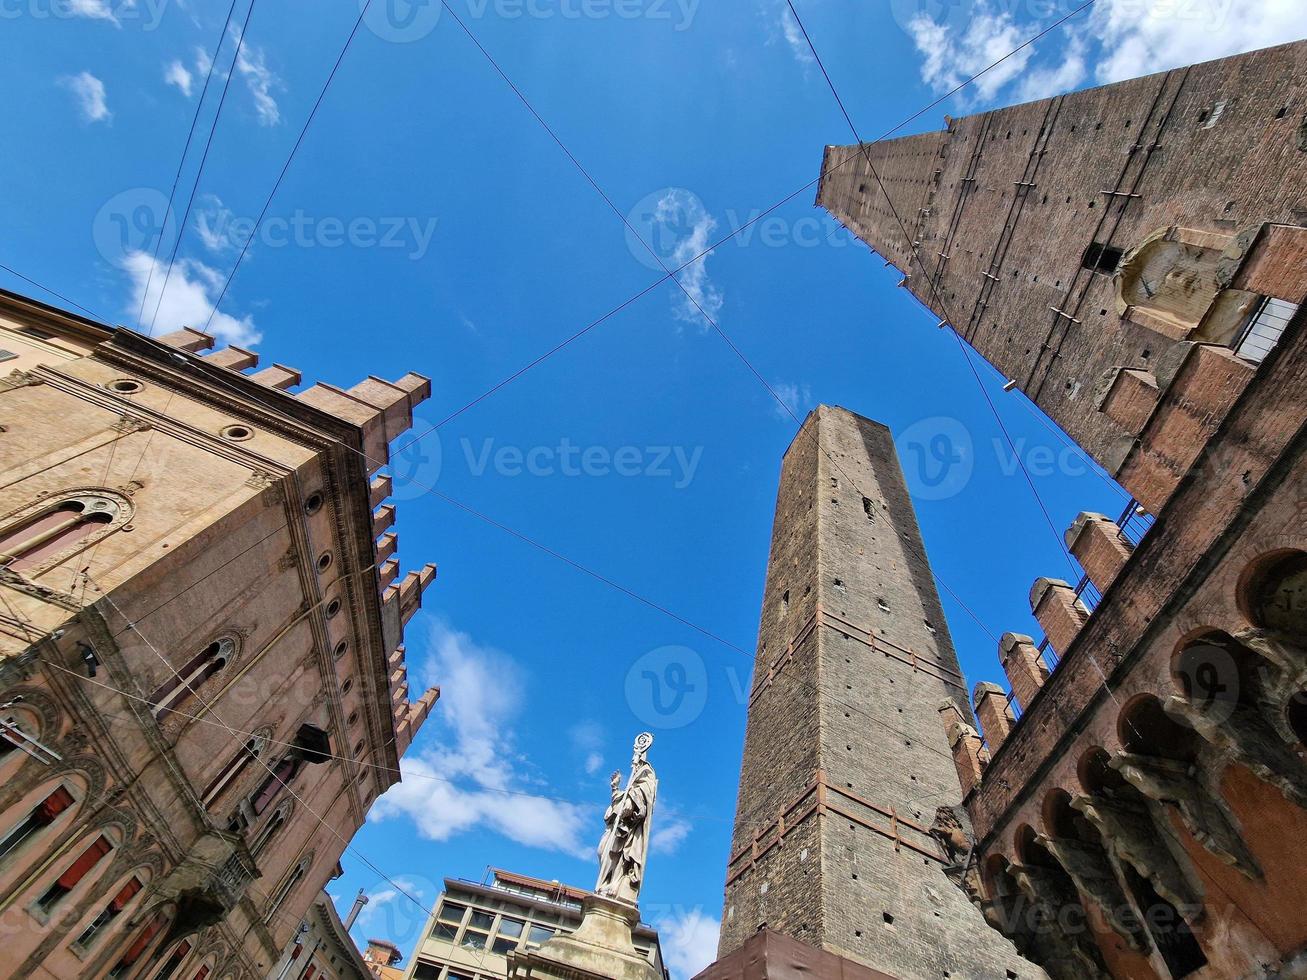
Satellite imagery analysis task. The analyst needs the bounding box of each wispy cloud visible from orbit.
[234,38,281,126]
[164,59,193,97]
[652,909,720,980]
[67,0,124,25]
[122,250,261,347]
[907,3,1033,104]
[771,380,812,421]
[1088,0,1301,84]
[371,620,595,860]
[653,189,723,329]
[1013,35,1086,102]
[193,195,236,253]
[59,71,111,123]
[651,810,692,855]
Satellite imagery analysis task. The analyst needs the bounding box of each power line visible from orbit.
[783,0,1087,582]
[199,0,377,335]
[145,0,257,337]
[133,0,242,332]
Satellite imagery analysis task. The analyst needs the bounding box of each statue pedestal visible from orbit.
[507,895,661,980]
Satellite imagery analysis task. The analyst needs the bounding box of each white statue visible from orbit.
[595,732,657,905]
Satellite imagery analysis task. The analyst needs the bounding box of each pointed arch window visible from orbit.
[251,800,292,856]
[74,874,143,949]
[265,855,311,921]
[34,832,113,913]
[0,784,75,863]
[202,734,268,810]
[0,492,125,572]
[107,909,168,978]
[149,637,237,722]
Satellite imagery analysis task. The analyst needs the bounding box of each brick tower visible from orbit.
[705,406,1031,979]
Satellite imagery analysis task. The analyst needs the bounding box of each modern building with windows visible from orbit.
[403,869,669,980]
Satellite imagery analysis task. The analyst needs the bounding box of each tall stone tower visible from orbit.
[816,40,1306,499]
[709,406,1030,979]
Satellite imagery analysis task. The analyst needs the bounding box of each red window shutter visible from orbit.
[119,914,165,965]
[303,966,316,980]
[38,786,75,820]
[55,835,112,889]
[110,876,142,911]
[193,967,210,980]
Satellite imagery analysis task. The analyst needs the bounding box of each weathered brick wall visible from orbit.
[719,407,1031,978]
[817,39,1307,473]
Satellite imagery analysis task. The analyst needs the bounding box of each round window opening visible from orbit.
[341,677,354,695]
[325,598,342,619]
[1242,550,1307,641]
[108,378,144,394]
[220,424,253,442]
[353,740,365,756]
[333,640,348,660]
[316,551,333,573]
[347,710,359,727]
[303,492,324,516]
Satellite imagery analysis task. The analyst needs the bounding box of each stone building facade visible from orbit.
[818,40,1307,980]
[707,406,1031,978]
[0,288,439,978]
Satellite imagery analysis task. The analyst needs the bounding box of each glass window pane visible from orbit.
[469,910,494,930]
[412,962,441,980]
[431,922,457,941]
[437,902,466,924]
[461,930,489,950]
[497,917,524,939]
[492,936,518,955]
[528,925,555,945]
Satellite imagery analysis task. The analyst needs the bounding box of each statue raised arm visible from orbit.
[595,733,657,906]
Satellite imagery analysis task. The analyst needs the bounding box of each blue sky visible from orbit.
[2,0,1301,975]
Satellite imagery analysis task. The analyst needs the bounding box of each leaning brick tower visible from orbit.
[706,406,1032,979]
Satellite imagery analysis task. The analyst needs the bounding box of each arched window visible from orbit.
[266,855,311,921]
[107,909,170,978]
[1240,549,1307,641]
[73,872,145,950]
[0,492,125,573]
[202,734,268,810]
[33,831,113,914]
[149,637,237,722]
[251,800,292,856]
[0,783,77,864]
[249,724,331,817]
[149,938,194,980]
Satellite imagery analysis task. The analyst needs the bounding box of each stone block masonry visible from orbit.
[715,406,1032,979]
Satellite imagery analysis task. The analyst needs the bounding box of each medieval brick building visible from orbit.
[0,288,439,979]
[813,39,1307,980]
[702,406,1031,979]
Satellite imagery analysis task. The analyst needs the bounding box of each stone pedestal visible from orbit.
[507,895,661,980]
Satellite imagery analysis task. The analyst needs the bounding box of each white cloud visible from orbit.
[771,380,811,421]
[780,7,813,65]
[164,59,193,97]
[193,195,236,253]
[234,41,281,126]
[908,4,1033,104]
[1013,36,1087,102]
[59,71,111,123]
[654,189,723,329]
[371,621,596,860]
[1087,0,1302,84]
[650,812,692,855]
[122,250,261,347]
[653,909,720,980]
[584,752,604,775]
[67,0,125,25]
